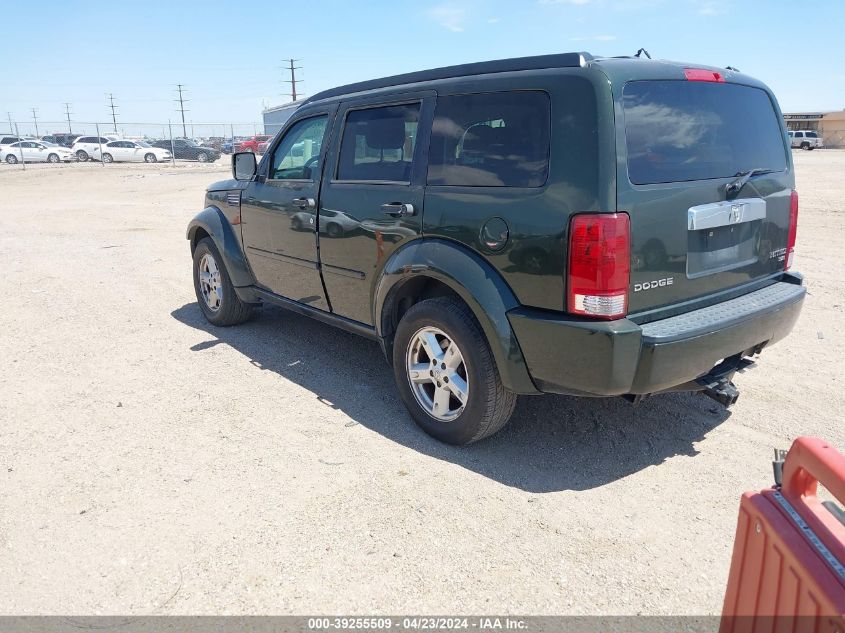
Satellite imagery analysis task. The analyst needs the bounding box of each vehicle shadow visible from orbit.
[171,302,731,493]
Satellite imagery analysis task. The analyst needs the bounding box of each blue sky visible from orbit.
[1,0,843,130]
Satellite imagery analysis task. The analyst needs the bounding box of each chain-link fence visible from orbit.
[0,121,272,169]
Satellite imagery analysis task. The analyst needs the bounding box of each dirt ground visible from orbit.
[0,151,842,615]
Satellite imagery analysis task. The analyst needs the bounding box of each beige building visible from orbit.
[784,111,845,148]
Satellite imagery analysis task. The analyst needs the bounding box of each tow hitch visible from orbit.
[697,377,740,407]
[622,353,758,408]
[695,355,756,408]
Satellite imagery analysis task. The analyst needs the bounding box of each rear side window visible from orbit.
[805,131,818,138]
[427,91,550,187]
[336,104,420,182]
[623,81,787,185]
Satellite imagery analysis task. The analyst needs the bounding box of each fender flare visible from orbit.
[186,206,254,288]
[374,238,539,395]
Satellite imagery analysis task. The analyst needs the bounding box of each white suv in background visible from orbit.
[71,135,119,161]
[788,130,824,150]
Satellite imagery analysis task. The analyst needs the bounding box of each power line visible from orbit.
[31,108,39,137]
[107,93,119,133]
[175,84,189,138]
[283,59,303,102]
[64,103,73,133]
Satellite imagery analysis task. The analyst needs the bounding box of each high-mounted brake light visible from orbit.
[684,68,725,83]
[786,190,799,270]
[567,213,631,320]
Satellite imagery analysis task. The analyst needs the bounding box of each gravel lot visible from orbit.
[1,151,843,615]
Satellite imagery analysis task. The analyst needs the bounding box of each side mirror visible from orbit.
[232,152,257,181]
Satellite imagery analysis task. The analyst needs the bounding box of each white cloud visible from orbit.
[571,34,617,41]
[695,1,727,15]
[428,5,468,32]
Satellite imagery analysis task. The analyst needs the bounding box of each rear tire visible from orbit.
[392,297,516,445]
[102,153,113,163]
[192,237,253,326]
[197,152,209,162]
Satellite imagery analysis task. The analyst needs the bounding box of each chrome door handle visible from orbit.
[292,197,315,209]
[380,202,415,217]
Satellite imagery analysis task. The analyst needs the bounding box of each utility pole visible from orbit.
[64,103,73,133]
[283,58,303,102]
[7,112,13,134]
[31,108,39,137]
[175,84,189,138]
[107,93,118,133]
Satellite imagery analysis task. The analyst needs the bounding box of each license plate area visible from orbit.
[687,198,765,278]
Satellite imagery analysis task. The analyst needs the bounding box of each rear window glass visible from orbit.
[427,91,550,187]
[623,81,787,185]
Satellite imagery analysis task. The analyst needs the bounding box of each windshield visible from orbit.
[41,141,57,146]
[136,141,152,147]
[623,81,788,185]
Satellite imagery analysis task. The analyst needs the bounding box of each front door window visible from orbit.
[270,117,327,181]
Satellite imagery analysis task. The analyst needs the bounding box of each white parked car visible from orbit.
[92,140,172,163]
[70,135,120,161]
[1,140,76,164]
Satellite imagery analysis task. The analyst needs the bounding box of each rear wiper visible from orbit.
[726,168,774,197]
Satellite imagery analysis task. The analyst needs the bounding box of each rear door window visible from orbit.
[623,81,787,185]
[427,91,550,187]
[336,103,420,183]
[805,131,818,138]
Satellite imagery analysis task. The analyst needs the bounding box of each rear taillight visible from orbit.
[567,213,631,320]
[786,190,799,270]
[684,68,725,83]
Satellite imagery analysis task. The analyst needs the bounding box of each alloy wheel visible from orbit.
[198,252,223,312]
[406,326,469,422]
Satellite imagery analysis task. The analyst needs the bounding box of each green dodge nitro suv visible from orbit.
[187,52,805,445]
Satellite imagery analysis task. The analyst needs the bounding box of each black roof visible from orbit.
[304,52,593,105]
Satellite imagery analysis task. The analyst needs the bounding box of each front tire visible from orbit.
[197,152,209,162]
[76,150,89,161]
[48,153,60,163]
[144,153,157,163]
[392,297,516,445]
[192,237,253,326]
[801,142,810,150]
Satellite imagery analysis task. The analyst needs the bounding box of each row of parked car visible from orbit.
[0,133,222,164]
